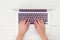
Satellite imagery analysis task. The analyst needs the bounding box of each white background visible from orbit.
[0,0,60,40]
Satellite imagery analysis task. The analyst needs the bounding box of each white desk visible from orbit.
[0,0,60,40]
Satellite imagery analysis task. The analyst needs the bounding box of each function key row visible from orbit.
[19,9,47,12]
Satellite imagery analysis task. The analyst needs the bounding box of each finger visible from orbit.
[25,19,30,27]
[19,20,22,24]
[40,19,44,25]
[20,20,26,24]
[25,19,28,24]
[36,19,41,25]
[40,20,45,29]
[34,20,39,28]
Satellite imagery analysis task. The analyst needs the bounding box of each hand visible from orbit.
[16,20,30,40]
[34,19,48,40]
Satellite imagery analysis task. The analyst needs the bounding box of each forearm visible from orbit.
[40,33,48,40]
[16,34,23,40]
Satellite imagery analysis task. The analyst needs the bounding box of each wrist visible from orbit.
[16,34,23,40]
[39,32,48,40]
[41,34,48,40]
[18,33,24,37]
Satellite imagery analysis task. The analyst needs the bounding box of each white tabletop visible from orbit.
[0,0,60,40]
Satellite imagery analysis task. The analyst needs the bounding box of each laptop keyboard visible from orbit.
[18,9,48,24]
